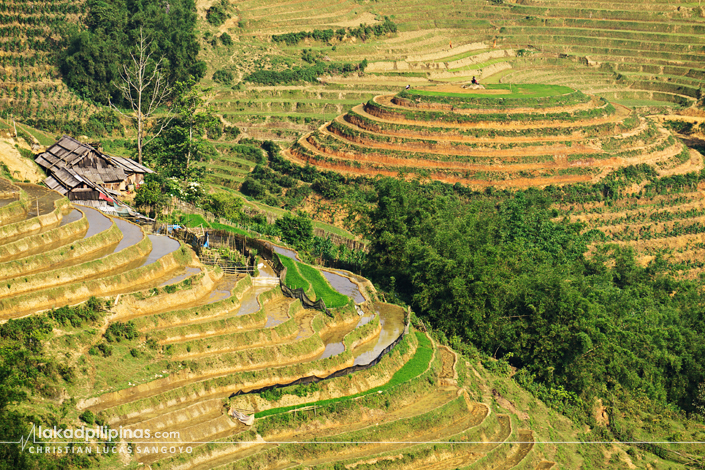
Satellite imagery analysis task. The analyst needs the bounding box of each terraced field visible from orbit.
[0,0,99,137]
[555,172,705,280]
[209,0,705,120]
[284,83,696,187]
[3,177,595,468]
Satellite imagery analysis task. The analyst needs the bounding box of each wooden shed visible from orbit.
[35,135,154,201]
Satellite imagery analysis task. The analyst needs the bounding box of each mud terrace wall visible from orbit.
[113,268,223,321]
[0,231,152,299]
[0,188,29,225]
[230,325,420,414]
[0,213,88,262]
[0,197,70,244]
[131,275,254,331]
[0,211,120,280]
[0,244,191,319]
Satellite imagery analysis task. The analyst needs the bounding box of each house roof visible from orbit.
[35,136,154,181]
[43,166,116,201]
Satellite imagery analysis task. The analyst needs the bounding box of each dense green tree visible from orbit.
[145,79,218,179]
[61,0,205,105]
[276,212,313,249]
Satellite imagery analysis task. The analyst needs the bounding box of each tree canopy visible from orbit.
[360,178,705,415]
[60,0,205,105]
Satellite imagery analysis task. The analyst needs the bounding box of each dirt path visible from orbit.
[0,139,44,183]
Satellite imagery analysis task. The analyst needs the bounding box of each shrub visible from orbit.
[220,32,233,46]
[224,125,241,139]
[90,343,112,357]
[276,211,313,248]
[203,192,243,221]
[79,410,95,425]
[105,321,139,342]
[213,69,234,85]
[206,5,228,26]
[260,387,284,402]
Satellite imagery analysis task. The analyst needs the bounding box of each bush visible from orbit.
[664,119,695,135]
[90,343,112,357]
[206,5,228,26]
[203,192,243,221]
[240,177,267,198]
[213,69,234,85]
[105,321,139,342]
[276,211,313,248]
[260,387,284,402]
[48,297,104,328]
[134,178,166,211]
[220,32,233,46]
[79,410,95,425]
[243,60,367,85]
[224,125,241,139]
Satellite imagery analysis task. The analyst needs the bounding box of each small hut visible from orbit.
[35,135,154,202]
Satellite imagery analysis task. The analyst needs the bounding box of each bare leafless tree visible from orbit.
[111,28,172,165]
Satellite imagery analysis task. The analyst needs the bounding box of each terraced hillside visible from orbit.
[215,0,705,113]
[5,178,653,468]
[556,169,705,280]
[0,0,100,135]
[284,83,697,188]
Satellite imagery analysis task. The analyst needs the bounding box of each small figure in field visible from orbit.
[471,76,479,85]
[405,84,410,90]
[449,41,453,49]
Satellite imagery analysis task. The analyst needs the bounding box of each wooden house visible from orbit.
[35,135,154,202]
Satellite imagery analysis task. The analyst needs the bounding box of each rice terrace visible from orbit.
[1,0,705,469]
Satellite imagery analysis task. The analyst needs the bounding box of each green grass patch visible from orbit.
[209,221,249,235]
[295,262,349,308]
[178,213,210,228]
[279,255,311,292]
[279,254,350,308]
[172,213,250,235]
[256,331,432,418]
[15,122,55,146]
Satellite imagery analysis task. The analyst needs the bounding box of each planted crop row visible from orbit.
[308,131,559,166]
[601,121,658,151]
[292,141,597,184]
[607,220,705,242]
[328,119,585,151]
[346,108,636,139]
[365,98,616,125]
[396,88,589,109]
[587,207,705,229]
